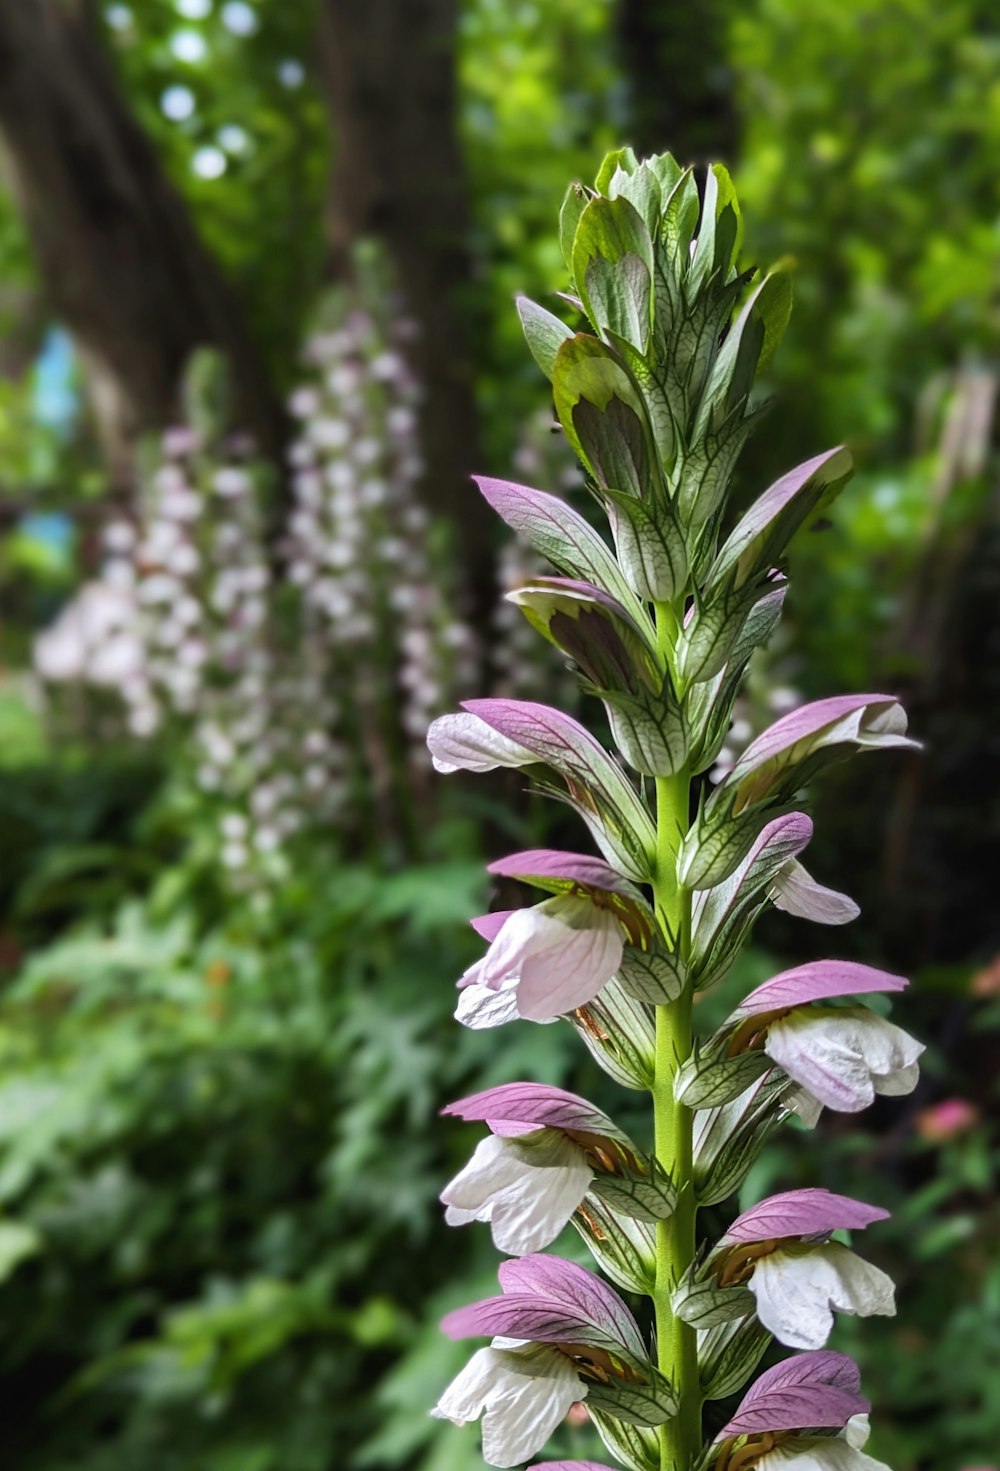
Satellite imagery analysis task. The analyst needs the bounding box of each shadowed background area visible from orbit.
[0,2,997,1469]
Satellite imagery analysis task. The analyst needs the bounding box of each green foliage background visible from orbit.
[0,2,998,1469]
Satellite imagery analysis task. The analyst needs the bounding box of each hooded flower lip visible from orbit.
[505,577,661,695]
[442,1083,634,1147]
[718,1350,869,1439]
[441,1253,648,1368]
[473,475,650,625]
[722,1189,889,1245]
[440,1085,641,1256]
[487,848,644,902]
[715,1190,895,1350]
[735,961,908,1018]
[456,894,626,1027]
[528,1463,618,1471]
[689,812,814,984]
[485,850,653,947]
[432,1340,584,1468]
[712,1354,886,1471]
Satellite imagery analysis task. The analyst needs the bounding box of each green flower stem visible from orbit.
[651,605,699,1469]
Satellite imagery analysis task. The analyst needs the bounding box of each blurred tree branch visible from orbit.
[317,0,493,611]
[0,0,282,488]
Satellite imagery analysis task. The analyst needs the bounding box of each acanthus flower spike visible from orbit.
[429,147,918,1471]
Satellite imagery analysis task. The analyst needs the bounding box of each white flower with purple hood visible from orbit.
[434,1254,673,1467]
[712,1351,890,1471]
[427,699,658,881]
[705,1188,896,1349]
[710,693,918,819]
[722,960,924,1124]
[455,848,651,1028]
[440,1081,654,1255]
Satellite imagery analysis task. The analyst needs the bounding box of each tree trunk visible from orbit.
[317,0,493,607]
[0,0,281,487]
[615,0,738,166]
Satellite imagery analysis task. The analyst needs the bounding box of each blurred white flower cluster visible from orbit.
[284,297,477,759]
[34,273,482,877]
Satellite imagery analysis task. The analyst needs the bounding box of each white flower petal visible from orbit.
[771,860,860,925]
[765,1007,923,1115]
[844,1413,872,1449]
[749,1243,896,1349]
[458,897,624,1026]
[759,1433,891,1471]
[517,908,623,1020]
[433,1346,502,1423]
[455,977,522,1030]
[427,712,534,773]
[441,1133,593,1255]
[785,1086,824,1129]
[433,1343,583,1468]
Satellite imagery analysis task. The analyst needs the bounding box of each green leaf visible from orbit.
[602,681,690,778]
[573,394,651,498]
[756,263,794,372]
[674,1049,771,1108]
[573,1194,657,1296]
[551,332,651,477]
[660,167,700,274]
[677,581,773,686]
[676,402,755,527]
[699,1316,772,1400]
[615,942,685,1005]
[707,445,854,593]
[573,195,654,350]
[689,163,742,294]
[559,180,589,275]
[605,489,688,602]
[608,160,663,234]
[595,145,639,192]
[507,579,659,694]
[644,151,683,198]
[590,1156,677,1222]
[571,978,656,1091]
[696,266,793,437]
[516,295,573,380]
[585,1364,678,1427]
[672,1273,752,1330]
[678,800,792,891]
[589,1407,660,1471]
